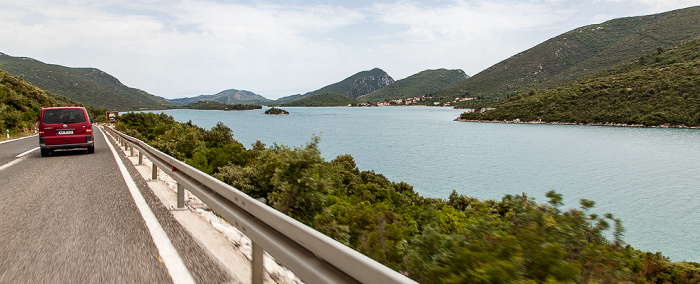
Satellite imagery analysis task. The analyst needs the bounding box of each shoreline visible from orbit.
[454,118,700,129]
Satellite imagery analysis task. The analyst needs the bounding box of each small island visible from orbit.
[264,107,289,115]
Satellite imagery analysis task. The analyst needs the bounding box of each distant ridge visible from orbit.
[170,89,270,105]
[276,68,394,104]
[360,69,468,102]
[281,92,358,107]
[0,52,174,110]
[306,68,394,99]
[438,5,700,101]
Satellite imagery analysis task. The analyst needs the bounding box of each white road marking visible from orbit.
[0,156,25,172]
[0,139,39,172]
[0,135,37,145]
[16,147,39,158]
[98,127,196,284]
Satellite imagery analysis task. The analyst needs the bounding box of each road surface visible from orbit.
[0,128,231,283]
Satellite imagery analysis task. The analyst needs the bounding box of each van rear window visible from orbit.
[42,109,86,124]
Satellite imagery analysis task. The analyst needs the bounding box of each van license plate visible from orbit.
[57,130,73,135]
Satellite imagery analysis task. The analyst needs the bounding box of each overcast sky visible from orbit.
[1,0,698,99]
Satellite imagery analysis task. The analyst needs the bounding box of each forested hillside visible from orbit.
[0,69,77,137]
[460,39,700,127]
[439,5,700,104]
[0,52,174,110]
[116,112,700,283]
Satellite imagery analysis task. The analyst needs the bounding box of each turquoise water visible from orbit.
[155,107,700,262]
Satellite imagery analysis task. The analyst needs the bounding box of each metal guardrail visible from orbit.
[104,126,417,284]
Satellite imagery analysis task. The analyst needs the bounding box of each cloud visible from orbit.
[375,1,569,39]
[1,0,369,97]
[0,0,698,99]
[141,1,373,97]
[596,0,700,13]
[358,1,577,80]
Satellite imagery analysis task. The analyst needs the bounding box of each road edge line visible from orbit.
[0,134,37,145]
[0,156,25,172]
[16,147,39,158]
[98,126,196,284]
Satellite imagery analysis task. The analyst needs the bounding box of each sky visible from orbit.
[1,0,699,99]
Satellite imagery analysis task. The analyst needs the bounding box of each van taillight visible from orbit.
[86,129,92,134]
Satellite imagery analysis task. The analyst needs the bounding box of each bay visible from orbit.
[153,106,700,262]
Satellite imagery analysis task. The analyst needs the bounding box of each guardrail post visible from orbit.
[252,242,264,284]
[138,151,144,165]
[152,164,158,181]
[129,144,134,157]
[177,182,185,209]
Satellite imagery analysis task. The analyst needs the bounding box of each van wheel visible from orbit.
[87,146,95,154]
[40,148,51,157]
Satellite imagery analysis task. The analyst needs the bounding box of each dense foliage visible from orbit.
[460,39,700,127]
[280,92,357,107]
[181,101,262,110]
[117,112,700,283]
[439,6,700,103]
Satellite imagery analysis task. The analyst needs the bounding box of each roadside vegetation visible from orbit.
[116,111,700,283]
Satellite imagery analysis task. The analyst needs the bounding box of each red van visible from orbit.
[39,107,95,157]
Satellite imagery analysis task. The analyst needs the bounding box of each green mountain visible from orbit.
[180,101,263,110]
[1,69,82,135]
[170,89,271,106]
[272,94,305,105]
[359,69,468,102]
[459,39,700,127]
[281,92,358,107]
[276,68,394,104]
[0,52,174,110]
[439,5,700,102]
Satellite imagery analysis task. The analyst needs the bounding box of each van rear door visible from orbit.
[41,108,89,145]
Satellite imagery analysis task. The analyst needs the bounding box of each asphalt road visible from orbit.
[0,128,231,283]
